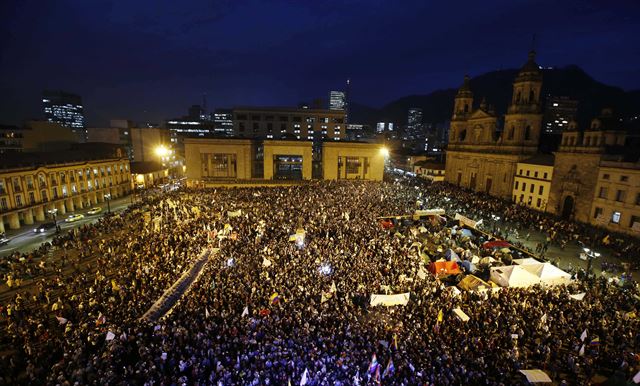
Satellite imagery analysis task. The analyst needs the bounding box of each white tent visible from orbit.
[490,266,540,287]
[513,258,541,265]
[521,263,572,286]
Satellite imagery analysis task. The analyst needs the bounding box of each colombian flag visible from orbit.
[270,292,280,305]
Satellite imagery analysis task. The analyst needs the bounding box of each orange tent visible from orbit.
[428,261,461,276]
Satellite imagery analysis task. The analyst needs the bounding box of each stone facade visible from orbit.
[322,142,385,181]
[445,52,543,199]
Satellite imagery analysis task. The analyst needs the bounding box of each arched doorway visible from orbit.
[561,195,574,219]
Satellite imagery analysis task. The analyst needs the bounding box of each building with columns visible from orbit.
[0,151,131,233]
[445,51,543,198]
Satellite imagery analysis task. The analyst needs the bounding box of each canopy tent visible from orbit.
[513,258,542,265]
[483,240,511,250]
[457,274,492,291]
[520,263,572,286]
[428,261,461,277]
[490,265,540,287]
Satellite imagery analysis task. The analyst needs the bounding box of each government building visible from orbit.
[183,138,385,186]
[0,146,131,233]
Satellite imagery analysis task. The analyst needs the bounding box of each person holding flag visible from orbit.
[382,358,395,378]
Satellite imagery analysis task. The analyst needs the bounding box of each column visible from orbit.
[56,201,66,215]
[97,193,104,203]
[23,209,34,225]
[0,217,5,233]
[73,196,83,209]
[35,205,45,222]
[8,213,20,230]
[65,198,75,212]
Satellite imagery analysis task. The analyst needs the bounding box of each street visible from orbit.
[0,195,133,257]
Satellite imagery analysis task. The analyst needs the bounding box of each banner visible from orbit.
[415,209,445,216]
[454,213,478,228]
[370,292,410,307]
[452,307,470,322]
[228,210,242,218]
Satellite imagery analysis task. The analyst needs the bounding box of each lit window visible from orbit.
[612,211,621,224]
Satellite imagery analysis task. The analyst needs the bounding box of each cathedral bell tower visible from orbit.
[450,75,473,144]
[503,51,543,151]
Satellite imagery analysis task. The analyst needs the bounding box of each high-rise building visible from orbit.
[166,105,216,157]
[42,90,86,142]
[329,91,346,111]
[407,108,423,138]
[543,96,578,134]
[213,109,234,136]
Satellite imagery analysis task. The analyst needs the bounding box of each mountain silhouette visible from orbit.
[350,66,640,129]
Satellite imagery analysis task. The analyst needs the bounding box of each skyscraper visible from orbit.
[543,96,578,135]
[42,90,86,141]
[407,108,423,138]
[213,109,234,136]
[329,91,346,111]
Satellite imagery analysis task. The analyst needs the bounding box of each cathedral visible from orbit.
[445,51,544,198]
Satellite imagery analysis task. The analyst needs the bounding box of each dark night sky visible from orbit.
[1,0,639,126]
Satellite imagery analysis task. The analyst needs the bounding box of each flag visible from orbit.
[330,281,337,293]
[270,292,280,305]
[540,313,547,324]
[111,279,121,292]
[579,344,585,356]
[288,379,291,386]
[105,331,115,341]
[263,257,272,267]
[241,306,249,317]
[408,362,415,372]
[373,363,381,384]
[580,329,587,342]
[96,312,106,326]
[368,353,378,374]
[300,368,308,385]
[437,309,444,323]
[205,307,210,318]
[383,358,395,378]
[392,334,398,351]
[633,370,640,383]
[55,316,68,325]
[590,337,600,345]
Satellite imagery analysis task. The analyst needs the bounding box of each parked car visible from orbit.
[65,214,85,222]
[87,207,102,215]
[0,235,9,245]
[34,222,56,233]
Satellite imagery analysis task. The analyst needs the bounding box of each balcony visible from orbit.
[39,182,47,189]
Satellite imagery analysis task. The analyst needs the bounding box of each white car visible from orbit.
[65,214,85,223]
[87,207,102,215]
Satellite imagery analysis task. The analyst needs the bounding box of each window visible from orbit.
[620,175,628,182]
[0,197,7,210]
[594,207,603,219]
[519,194,524,202]
[537,198,542,208]
[598,187,608,199]
[15,195,22,207]
[524,126,531,140]
[29,191,35,204]
[636,193,640,205]
[238,123,245,132]
[526,170,530,176]
[630,215,640,229]
[539,185,544,195]
[345,157,361,174]
[251,115,260,121]
[615,190,626,202]
[612,211,621,224]
[543,172,548,179]
[530,184,535,193]
[514,181,519,190]
[602,174,610,180]
[519,169,523,176]
[534,171,538,178]
[513,195,517,202]
[522,182,526,191]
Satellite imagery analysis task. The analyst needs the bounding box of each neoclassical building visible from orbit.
[445,51,543,198]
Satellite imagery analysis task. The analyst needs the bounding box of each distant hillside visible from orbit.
[351,66,640,129]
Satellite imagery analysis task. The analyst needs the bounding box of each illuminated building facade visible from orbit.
[42,90,86,142]
[329,91,346,110]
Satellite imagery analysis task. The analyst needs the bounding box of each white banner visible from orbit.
[370,292,410,307]
[415,209,445,216]
[228,210,242,218]
[454,213,478,228]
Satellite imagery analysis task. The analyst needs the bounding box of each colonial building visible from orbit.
[445,51,543,198]
[590,161,640,236]
[548,109,632,224]
[513,154,554,211]
[0,150,131,232]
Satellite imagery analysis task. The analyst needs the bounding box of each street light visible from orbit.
[583,247,601,276]
[155,145,169,158]
[380,147,389,158]
[104,193,112,213]
[47,208,59,233]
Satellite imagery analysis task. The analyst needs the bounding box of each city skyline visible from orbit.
[1,0,639,127]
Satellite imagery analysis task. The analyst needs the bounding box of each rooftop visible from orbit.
[0,145,126,171]
[520,154,555,166]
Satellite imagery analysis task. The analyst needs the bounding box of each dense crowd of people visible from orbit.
[0,179,638,385]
